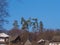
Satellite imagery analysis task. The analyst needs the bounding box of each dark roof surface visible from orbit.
[51,36,60,42]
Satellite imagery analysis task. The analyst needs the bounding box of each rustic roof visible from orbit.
[0,33,9,37]
[24,39,39,45]
[51,36,60,42]
[32,41,39,45]
[24,39,32,45]
[37,39,45,43]
[45,40,49,45]
[9,35,21,41]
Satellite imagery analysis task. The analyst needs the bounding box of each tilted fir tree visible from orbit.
[40,21,43,32]
[13,20,19,29]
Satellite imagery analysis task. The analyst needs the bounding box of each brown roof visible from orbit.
[24,40,32,45]
[9,35,20,41]
[24,40,39,45]
[51,36,60,42]
[32,41,39,45]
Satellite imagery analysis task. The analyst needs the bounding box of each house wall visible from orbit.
[49,42,60,45]
[0,38,9,42]
[0,39,5,42]
[0,38,9,45]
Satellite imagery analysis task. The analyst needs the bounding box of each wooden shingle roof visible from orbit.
[24,39,32,45]
[51,36,60,42]
[9,35,21,42]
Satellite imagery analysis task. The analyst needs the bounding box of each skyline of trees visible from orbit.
[8,20,60,42]
[21,17,44,32]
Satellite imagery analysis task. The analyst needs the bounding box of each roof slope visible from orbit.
[0,33,9,37]
[51,36,60,42]
[24,40,32,45]
[37,39,45,43]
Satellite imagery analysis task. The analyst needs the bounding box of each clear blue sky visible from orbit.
[4,0,60,30]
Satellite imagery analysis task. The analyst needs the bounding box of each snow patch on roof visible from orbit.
[0,33,9,37]
[37,39,45,43]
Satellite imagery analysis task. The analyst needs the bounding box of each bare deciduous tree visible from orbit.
[0,0,9,29]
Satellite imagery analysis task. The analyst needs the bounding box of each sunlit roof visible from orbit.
[0,33,9,37]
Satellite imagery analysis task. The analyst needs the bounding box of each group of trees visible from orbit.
[8,17,44,42]
[0,0,60,43]
[21,17,43,32]
[8,17,60,42]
